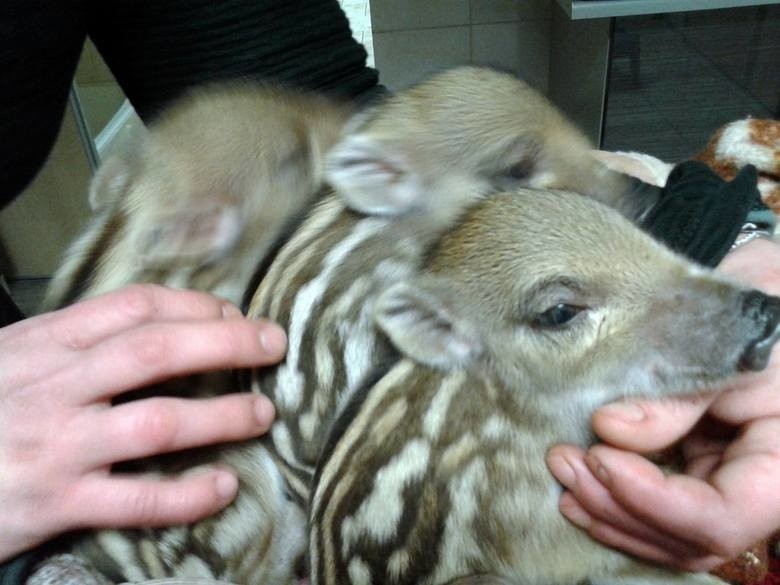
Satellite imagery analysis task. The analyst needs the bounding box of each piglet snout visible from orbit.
[739,290,780,371]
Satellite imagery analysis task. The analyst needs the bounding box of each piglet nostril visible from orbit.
[741,289,780,319]
[739,290,780,371]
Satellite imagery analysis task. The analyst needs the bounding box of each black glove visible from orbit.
[641,161,766,267]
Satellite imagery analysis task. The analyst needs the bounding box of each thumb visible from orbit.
[592,393,717,452]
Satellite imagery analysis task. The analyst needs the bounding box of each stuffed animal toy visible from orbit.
[594,118,779,217]
[695,118,780,215]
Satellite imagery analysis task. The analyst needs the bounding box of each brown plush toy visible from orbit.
[712,541,770,585]
[695,118,780,215]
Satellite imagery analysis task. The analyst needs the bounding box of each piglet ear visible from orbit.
[375,279,483,369]
[88,156,135,212]
[325,134,423,216]
[136,202,244,267]
[88,128,150,211]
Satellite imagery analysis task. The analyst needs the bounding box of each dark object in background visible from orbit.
[641,161,765,267]
[0,277,24,327]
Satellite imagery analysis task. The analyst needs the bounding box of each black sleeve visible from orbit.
[87,0,381,121]
[1,0,380,208]
[0,0,88,208]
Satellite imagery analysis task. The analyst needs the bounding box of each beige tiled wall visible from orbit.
[373,27,472,90]
[372,0,470,31]
[471,0,551,22]
[371,0,554,92]
[0,98,92,278]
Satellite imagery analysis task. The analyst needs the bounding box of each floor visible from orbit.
[602,5,779,161]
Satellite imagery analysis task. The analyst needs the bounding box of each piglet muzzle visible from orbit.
[739,289,780,372]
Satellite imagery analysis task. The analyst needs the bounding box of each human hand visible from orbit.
[0,284,286,563]
[546,237,780,571]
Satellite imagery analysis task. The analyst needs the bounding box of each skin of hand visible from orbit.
[546,237,780,571]
[0,284,287,563]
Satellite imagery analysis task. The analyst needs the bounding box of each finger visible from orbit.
[65,468,240,530]
[590,423,780,560]
[47,284,243,351]
[584,445,751,558]
[53,318,286,404]
[547,445,704,559]
[718,238,780,295]
[709,362,780,424]
[592,393,716,452]
[76,394,275,468]
[558,495,725,572]
[0,286,244,387]
[680,424,733,462]
[714,417,780,489]
[679,417,734,472]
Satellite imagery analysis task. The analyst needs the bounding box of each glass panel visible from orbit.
[602,5,779,160]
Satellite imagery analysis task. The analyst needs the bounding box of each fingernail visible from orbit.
[586,453,610,484]
[560,497,592,529]
[254,395,276,428]
[259,325,287,356]
[547,454,577,489]
[599,401,646,422]
[221,302,243,318]
[215,471,239,501]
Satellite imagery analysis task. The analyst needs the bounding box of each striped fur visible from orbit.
[54,83,350,584]
[245,192,461,503]
[306,191,778,585]
[243,66,664,509]
[52,67,669,583]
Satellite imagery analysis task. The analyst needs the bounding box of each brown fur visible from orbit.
[49,66,675,583]
[310,190,780,585]
[45,83,350,310]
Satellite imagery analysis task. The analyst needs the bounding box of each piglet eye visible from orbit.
[532,304,584,329]
[504,159,533,181]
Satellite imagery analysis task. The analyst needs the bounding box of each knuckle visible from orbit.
[7,427,46,464]
[124,478,207,526]
[117,284,164,323]
[124,484,162,521]
[126,327,173,370]
[132,400,180,451]
[4,407,66,468]
[55,321,91,351]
